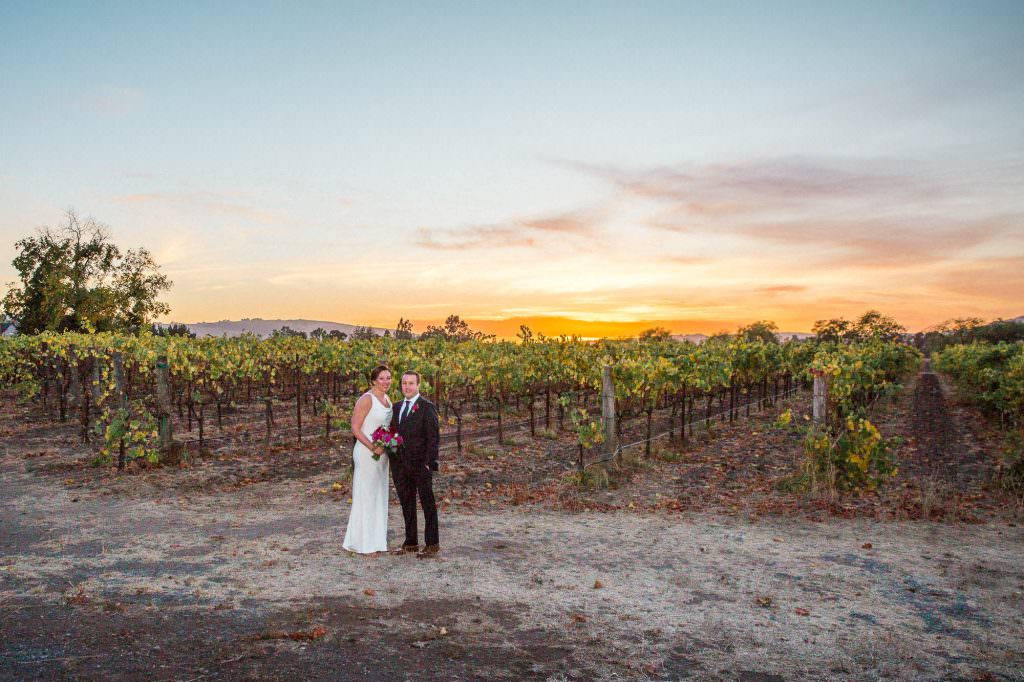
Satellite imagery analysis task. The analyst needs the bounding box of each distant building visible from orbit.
[1,321,18,337]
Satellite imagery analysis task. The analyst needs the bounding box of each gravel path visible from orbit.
[2,440,1023,681]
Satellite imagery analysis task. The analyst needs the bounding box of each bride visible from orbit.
[342,364,393,554]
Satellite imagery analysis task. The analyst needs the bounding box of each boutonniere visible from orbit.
[412,403,420,413]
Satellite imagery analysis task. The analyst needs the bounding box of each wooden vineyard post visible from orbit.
[812,370,829,424]
[155,355,174,460]
[57,357,68,422]
[112,353,129,469]
[680,384,688,446]
[67,351,80,412]
[198,403,205,449]
[295,368,303,444]
[79,358,99,443]
[545,386,551,430]
[528,397,536,438]
[601,365,617,463]
[729,379,736,422]
[264,398,274,449]
[495,397,504,444]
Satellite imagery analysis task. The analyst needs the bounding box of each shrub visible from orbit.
[786,418,900,494]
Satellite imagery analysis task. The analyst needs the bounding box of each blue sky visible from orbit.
[2,1,1022,335]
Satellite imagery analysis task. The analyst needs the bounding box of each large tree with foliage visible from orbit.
[637,327,672,342]
[419,314,493,342]
[737,320,780,344]
[914,317,1024,355]
[350,325,378,340]
[151,322,195,338]
[2,210,172,334]
[813,310,905,343]
[271,325,308,339]
[394,317,414,340]
[851,310,905,342]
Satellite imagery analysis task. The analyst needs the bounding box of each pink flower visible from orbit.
[370,426,403,460]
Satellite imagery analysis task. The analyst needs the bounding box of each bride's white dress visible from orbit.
[342,392,392,553]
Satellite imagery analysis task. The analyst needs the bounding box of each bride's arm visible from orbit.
[350,395,381,452]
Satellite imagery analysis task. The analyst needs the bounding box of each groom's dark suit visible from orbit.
[391,396,440,548]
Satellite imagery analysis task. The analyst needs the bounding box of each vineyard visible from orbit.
[0,332,921,478]
[4,332,1024,681]
[934,341,1024,432]
[933,341,1024,498]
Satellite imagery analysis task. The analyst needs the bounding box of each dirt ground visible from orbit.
[2,366,1023,681]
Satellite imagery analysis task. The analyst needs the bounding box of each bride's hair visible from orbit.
[369,364,391,385]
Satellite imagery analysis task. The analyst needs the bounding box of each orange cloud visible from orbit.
[738,215,1010,267]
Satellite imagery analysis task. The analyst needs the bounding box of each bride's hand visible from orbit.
[373,446,384,456]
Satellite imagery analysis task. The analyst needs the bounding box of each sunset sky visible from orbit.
[2,1,1023,337]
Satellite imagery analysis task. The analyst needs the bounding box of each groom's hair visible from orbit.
[402,370,421,385]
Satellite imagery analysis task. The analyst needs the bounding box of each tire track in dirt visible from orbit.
[904,360,991,487]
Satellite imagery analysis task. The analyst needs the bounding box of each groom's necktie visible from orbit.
[400,400,411,423]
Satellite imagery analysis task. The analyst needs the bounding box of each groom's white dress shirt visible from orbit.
[400,394,420,422]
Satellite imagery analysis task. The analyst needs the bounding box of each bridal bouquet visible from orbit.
[370,427,403,461]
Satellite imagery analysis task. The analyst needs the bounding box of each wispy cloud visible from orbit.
[522,213,595,235]
[414,207,603,251]
[737,214,1013,268]
[929,256,1024,303]
[662,255,711,265]
[756,284,808,294]
[551,154,1023,270]
[413,224,537,250]
[561,156,945,208]
[265,269,357,286]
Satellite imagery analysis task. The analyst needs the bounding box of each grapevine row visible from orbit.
[934,342,1024,431]
[0,332,919,467]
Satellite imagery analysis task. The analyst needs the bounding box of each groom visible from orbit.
[390,370,440,557]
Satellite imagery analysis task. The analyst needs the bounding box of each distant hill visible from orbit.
[159,318,393,338]
[670,333,708,344]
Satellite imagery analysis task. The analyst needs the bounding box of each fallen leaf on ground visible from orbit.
[288,626,327,641]
[795,607,810,616]
[593,580,604,589]
[363,588,375,596]
[258,627,327,641]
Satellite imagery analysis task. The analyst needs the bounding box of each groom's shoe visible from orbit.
[391,544,419,555]
[416,544,440,559]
